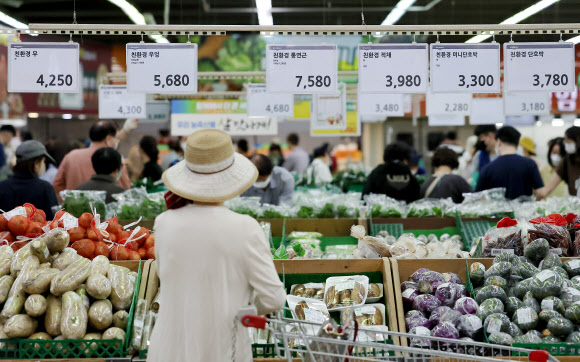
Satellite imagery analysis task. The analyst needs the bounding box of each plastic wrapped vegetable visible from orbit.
[406,310,424,319]
[559,288,580,309]
[530,270,562,299]
[429,306,452,326]
[512,307,539,332]
[61,291,88,339]
[435,283,459,307]
[566,331,580,343]
[440,310,462,326]
[364,194,405,218]
[513,278,533,300]
[406,315,430,331]
[409,326,431,348]
[563,259,580,278]
[485,276,508,291]
[50,257,91,296]
[484,313,510,334]
[481,218,523,257]
[506,297,523,316]
[140,311,157,351]
[60,190,106,218]
[475,285,507,304]
[108,266,135,311]
[515,331,542,344]
[488,332,514,346]
[469,262,486,287]
[476,298,504,322]
[456,314,483,339]
[402,288,419,307]
[565,302,580,323]
[45,295,62,337]
[507,322,523,338]
[431,322,459,345]
[547,317,573,337]
[529,215,573,257]
[540,252,563,270]
[484,262,512,280]
[88,300,113,331]
[4,314,37,338]
[413,294,441,314]
[454,297,478,315]
[522,292,541,314]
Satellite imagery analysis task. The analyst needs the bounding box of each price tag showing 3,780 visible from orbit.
[246,84,294,117]
[266,44,337,94]
[126,43,197,94]
[430,43,501,93]
[98,85,147,119]
[8,42,80,93]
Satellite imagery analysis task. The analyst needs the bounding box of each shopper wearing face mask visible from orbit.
[76,148,126,203]
[242,154,295,205]
[52,120,135,202]
[538,126,580,198]
[0,141,58,219]
[539,138,568,198]
[304,143,333,186]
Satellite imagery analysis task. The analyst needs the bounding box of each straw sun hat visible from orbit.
[162,129,258,203]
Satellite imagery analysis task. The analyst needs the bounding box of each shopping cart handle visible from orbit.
[241,315,267,329]
[529,350,549,362]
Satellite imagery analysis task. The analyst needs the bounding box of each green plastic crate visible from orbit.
[456,212,490,251]
[512,343,580,356]
[370,223,404,238]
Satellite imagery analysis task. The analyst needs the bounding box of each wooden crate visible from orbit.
[260,218,363,237]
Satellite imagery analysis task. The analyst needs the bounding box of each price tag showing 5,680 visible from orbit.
[126,43,198,94]
[266,44,338,94]
[8,42,80,93]
[98,85,147,119]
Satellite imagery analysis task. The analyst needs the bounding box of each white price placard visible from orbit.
[312,82,347,132]
[358,93,404,117]
[358,44,428,94]
[504,42,574,92]
[426,90,472,116]
[98,85,147,119]
[504,92,551,116]
[8,42,80,93]
[266,44,337,94]
[126,43,198,94]
[247,84,294,117]
[428,114,465,126]
[470,98,504,125]
[430,43,501,93]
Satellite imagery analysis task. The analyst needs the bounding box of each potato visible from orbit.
[0,245,13,278]
[108,267,134,310]
[91,255,110,276]
[52,248,81,271]
[50,258,91,296]
[61,291,87,339]
[44,228,70,253]
[102,327,125,348]
[1,256,39,322]
[86,274,111,300]
[24,294,47,317]
[4,314,37,338]
[30,238,49,264]
[45,295,62,337]
[0,275,14,303]
[112,310,128,330]
[23,268,59,294]
[89,299,113,331]
[10,244,31,277]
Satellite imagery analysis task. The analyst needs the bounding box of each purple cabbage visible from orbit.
[454,297,479,315]
[406,315,431,331]
[457,315,483,339]
[413,294,442,314]
[400,281,418,293]
[456,284,468,297]
[440,310,462,326]
[443,272,462,284]
[402,288,419,306]
[435,282,459,307]
[405,310,424,319]
[410,268,431,283]
[409,326,432,348]
[418,280,434,294]
[429,306,452,326]
[431,322,460,345]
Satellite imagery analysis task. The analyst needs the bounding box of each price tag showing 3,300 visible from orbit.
[504,42,575,92]
[266,44,337,94]
[430,43,501,93]
[358,93,404,117]
[98,85,147,119]
[8,42,80,93]
[126,43,198,94]
[246,84,294,117]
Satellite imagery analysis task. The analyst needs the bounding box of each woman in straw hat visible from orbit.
[147,129,286,362]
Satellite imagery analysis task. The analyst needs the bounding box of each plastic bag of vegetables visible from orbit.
[480,217,523,257]
[528,215,573,257]
[60,190,106,218]
[224,197,263,218]
[363,194,405,218]
[406,198,453,218]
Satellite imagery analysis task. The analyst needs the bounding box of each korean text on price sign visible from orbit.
[358,44,428,94]
[8,42,80,93]
[98,85,147,119]
[504,42,575,92]
[430,43,500,93]
[126,43,198,94]
[266,44,337,94]
[247,84,294,117]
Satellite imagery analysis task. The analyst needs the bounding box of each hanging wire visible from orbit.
[360,0,366,26]
[72,0,77,24]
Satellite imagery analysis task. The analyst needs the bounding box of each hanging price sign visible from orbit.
[98,85,147,119]
[246,84,294,117]
[358,93,404,117]
[126,43,198,94]
[504,92,551,116]
[430,43,500,93]
[358,44,428,94]
[470,98,504,125]
[428,115,465,126]
[266,44,337,94]
[504,42,574,92]
[8,42,80,93]
[426,90,472,116]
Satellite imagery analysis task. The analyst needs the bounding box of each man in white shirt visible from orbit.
[283,133,309,175]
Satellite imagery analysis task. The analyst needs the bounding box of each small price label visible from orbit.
[98,85,147,119]
[246,84,294,117]
[358,44,428,94]
[8,42,80,93]
[430,43,501,93]
[2,206,26,221]
[266,45,337,94]
[470,98,504,125]
[426,90,472,116]
[504,92,551,116]
[126,43,198,94]
[358,93,404,117]
[504,42,574,92]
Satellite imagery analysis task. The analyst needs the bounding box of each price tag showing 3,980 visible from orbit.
[266,44,337,94]
[126,43,198,94]
[98,85,147,119]
[8,42,80,93]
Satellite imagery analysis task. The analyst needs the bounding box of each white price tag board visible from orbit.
[312,82,347,132]
[426,90,472,116]
[430,43,501,93]
[266,44,337,94]
[126,43,198,94]
[98,85,147,119]
[8,42,80,93]
[470,98,504,125]
[503,92,551,116]
[358,93,404,117]
[358,44,428,94]
[428,114,465,126]
[504,42,574,92]
[247,84,294,117]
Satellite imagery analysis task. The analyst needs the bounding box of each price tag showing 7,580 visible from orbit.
[126,43,198,94]
[8,42,80,93]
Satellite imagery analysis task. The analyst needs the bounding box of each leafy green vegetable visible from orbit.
[62,192,106,218]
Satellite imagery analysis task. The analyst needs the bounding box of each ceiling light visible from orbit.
[62,114,73,120]
[27,113,39,118]
[0,11,27,29]
[552,119,565,127]
[256,0,273,26]
[107,0,169,43]
[466,0,560,43]
[382,0,417,25]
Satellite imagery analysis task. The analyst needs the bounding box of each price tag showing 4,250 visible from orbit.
[358,44,428,94]
[266,44,337,94]
[8,42,80,93]
[98,85,147,119]
[126,43,197,94]
[504,42,574,92]
[358,93,404,117]
[430,43,500,93]
[246,84,294,117]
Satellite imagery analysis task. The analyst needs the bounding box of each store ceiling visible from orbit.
[1,0,578,42]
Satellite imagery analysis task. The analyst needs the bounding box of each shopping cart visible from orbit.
[241,307,559,362]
